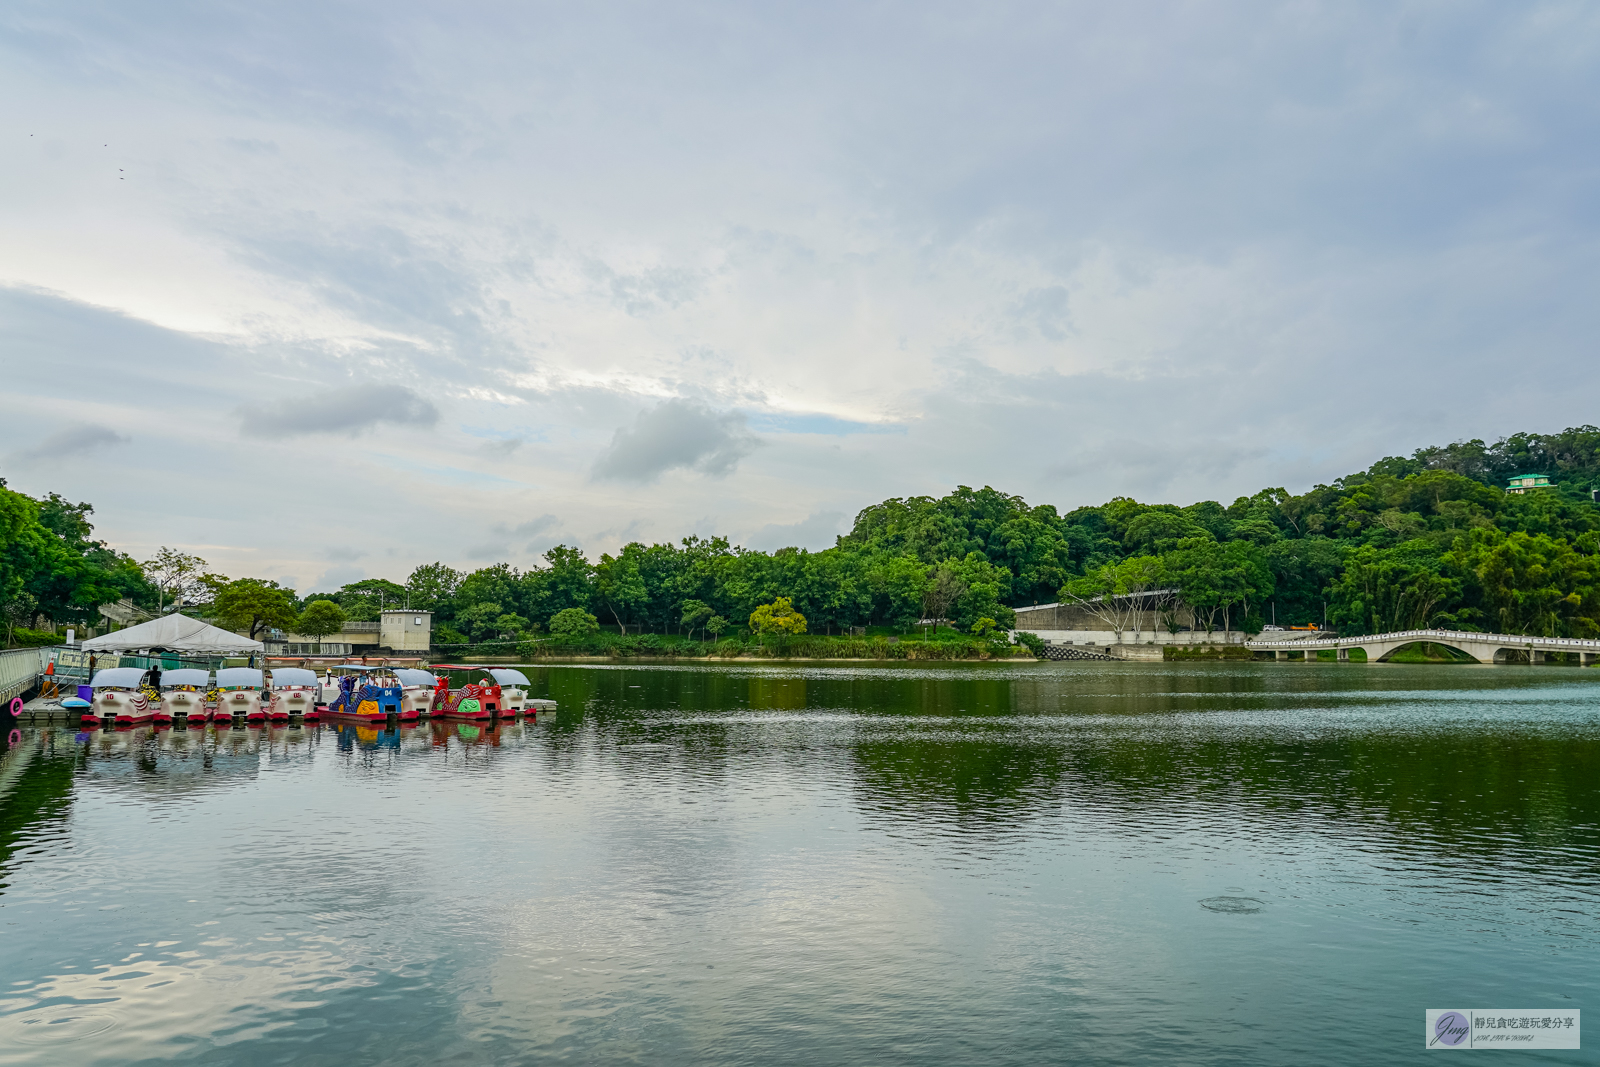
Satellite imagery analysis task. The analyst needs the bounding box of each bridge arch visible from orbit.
[1369,639,1480,663]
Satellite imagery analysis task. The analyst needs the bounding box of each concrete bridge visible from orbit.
[1247,628,1600,665]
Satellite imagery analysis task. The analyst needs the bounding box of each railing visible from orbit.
[1248,628,1600,651]
[0,648,45,703]
[341,622,380,632]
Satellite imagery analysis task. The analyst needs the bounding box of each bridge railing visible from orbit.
[1248,628,1600,651]
[0,647,46,703]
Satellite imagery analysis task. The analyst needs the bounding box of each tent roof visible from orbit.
[81,615,264,654]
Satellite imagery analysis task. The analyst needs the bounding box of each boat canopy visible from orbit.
[395,669,438,688]
[161,668,210,689]
[216,667,264,688]
[271,668,319,687]
[81,614,264,654]
[488,668,531,687]
[91,667,146,688]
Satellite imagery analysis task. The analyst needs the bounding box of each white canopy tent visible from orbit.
[82,615,264,655]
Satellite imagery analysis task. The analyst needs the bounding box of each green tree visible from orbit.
[295,599,347,640]
[595,546,649,631]
[749,596,807,650]
[706,615,729,640]
[213,579,299,639]
[1327,541,1460,636]
[548,607,600,638]
[406,562,462,612]
[680,598,714,640]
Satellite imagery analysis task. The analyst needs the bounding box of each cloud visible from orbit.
[8,424,130,465]
[238,385,439,438]
[591,399,760,483]
[746,511,847,552]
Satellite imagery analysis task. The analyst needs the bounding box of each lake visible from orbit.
[1,661,1596,1065]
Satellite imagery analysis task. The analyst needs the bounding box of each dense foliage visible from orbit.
[6,426,1599,647]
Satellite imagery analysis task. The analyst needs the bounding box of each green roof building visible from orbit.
[1506,473,1552,494]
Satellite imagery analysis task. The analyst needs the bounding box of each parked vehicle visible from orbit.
[215,667,265,723]
[269,668,320,722]
[160,668,211,726]
[88,667,152,727]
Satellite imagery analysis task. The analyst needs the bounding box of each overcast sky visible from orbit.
[4,1,1598,591]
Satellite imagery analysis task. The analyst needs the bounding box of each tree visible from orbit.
[595,546,649,631]
[548,607,600,638]
[212,579,299,639]
[406,562,462,612]
[494,612,530,638]
[749,596,807,650]
[143,547,207,613]
[455,601,505,641]
[3,591,38,646]
[706,615,729,640]
[920,563,968,634]
[681,598,713,641]
[295,599,347,640]
[1063,555,1165,642]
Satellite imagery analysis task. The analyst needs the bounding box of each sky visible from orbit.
[3,1,1599,592]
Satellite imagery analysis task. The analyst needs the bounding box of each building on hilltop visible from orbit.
[1506,473,1552,494]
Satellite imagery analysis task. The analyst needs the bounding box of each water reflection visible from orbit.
[0,663,1596,1066]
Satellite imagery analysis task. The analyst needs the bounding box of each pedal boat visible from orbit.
[89,667,155,727]
[326,665,403,723]
[395,668,438,721]
[215,667,266,723]
[429,667,503,721]
[160,669,211,726]
[487,668,531,714]
[269,668,320,722]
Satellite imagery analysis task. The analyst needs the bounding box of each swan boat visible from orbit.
[160,668,211,726]
[428,666,503,721]
[268,667,320,722]
[215,667,265,723]
[325,665,404,723]
[395,668,438,720]
[88,667,153,727]
[487,668,532,714]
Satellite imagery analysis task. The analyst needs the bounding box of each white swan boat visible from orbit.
[89,667,153,727]
[396,668,438,720]
[215,667,265,723]
[160,668,211,726]
[488,668,531,714]
[269,668,320,722]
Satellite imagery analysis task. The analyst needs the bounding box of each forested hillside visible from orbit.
[4,427,1599,646]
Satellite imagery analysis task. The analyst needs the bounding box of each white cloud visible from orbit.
[591,399,761,483]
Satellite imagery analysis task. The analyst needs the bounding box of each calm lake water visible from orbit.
[1,661,1596,1065]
